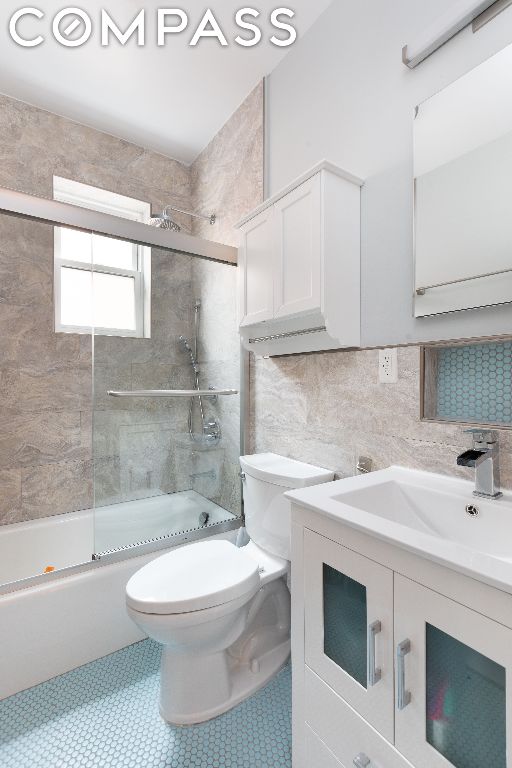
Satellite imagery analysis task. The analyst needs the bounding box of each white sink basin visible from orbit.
[286,466,512,592]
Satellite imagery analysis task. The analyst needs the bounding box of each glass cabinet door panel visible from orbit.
[323,564,367,687]
[395,574,512,768]
[304,530,395,742]
[426,623,506,768]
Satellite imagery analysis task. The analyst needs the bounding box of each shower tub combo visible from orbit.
[0,288,242,700]
[0,492,239,700]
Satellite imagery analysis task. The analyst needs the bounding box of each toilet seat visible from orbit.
[126,540,261,615]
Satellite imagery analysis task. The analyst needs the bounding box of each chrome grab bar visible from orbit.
[367,620,382,687]
[416,265,512,295]
[396,639,411,710]
[248,326,326,344]
[108,389,238,398]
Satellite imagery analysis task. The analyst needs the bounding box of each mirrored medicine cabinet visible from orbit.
[414,41,512,318]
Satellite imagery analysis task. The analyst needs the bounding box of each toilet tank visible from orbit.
[239,453,334,560]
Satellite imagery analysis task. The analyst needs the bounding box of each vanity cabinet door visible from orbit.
[303,529,394,742]
[394,574,512,768]
[239,208,275,327]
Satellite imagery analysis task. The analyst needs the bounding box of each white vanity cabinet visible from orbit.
[236,161,363,356]
[394,575,511,768]
[292,515,512,768]
[304,530,395,742]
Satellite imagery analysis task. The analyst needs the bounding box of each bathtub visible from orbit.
[0,492,239,700]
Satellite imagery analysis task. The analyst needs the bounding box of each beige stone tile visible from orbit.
[93,456,121,508]
[0,144,54,197]
[92,363,132,410]
[249,342,510,487]
[0,366,20,411]
[191,81,264,247]
[79,334,93,364]
[129,363,194,416]
[21,459,93,520]
[0,469,22,525]
[152,250,194,286]
[18,363,87,412]
[128,151,191,200]
[252,355,308,433]
[0,411,83,469]
[0,304,67,365]
[93,335,145,366]
[192,260,239,363]
[92,409,176,460]
[253,425,353,476]
[353,431,474,481]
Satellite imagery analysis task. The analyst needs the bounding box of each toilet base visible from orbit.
[159,639,290,725]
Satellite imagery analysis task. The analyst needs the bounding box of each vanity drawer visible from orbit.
[305,666,413,768]
[305,725,346,767]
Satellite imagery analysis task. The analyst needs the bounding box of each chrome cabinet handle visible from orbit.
[367,620,382,687]
[397,639,411,710]
[353,754,371,768]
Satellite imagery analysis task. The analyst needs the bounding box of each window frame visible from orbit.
[53,177,151,338]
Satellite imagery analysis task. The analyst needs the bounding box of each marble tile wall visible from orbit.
[191,81,265,515]
[0,83,263,527]
[92,250,197,509]
[250,346,512,488]
[191,82,264,248]
[0,95,191,525]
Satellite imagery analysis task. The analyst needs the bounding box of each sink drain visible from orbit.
[465,504,479,517]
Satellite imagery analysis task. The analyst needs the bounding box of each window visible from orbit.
[53,177,151,337]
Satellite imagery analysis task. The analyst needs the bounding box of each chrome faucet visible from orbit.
[456,429,502,499]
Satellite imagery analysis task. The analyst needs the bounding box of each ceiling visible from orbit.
[0,1,332,164]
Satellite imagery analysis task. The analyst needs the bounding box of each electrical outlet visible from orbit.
[379,348,398,383]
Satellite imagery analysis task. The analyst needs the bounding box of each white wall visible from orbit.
[266,0,512,346]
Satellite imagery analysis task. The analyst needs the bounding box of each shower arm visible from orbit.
[164,205,216,226]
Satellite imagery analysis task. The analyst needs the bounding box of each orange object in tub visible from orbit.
[44,566,55,573]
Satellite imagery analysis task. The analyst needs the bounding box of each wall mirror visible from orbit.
[414,41,512,317]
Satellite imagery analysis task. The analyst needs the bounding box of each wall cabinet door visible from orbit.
[239,208,274,327]
[394,574,512,768]
[303,529,395,742]
[273,175,322,319]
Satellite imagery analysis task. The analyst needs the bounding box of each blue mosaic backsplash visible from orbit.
[436,341,512,425]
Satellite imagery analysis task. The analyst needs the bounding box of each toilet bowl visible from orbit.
[126,453,333,725]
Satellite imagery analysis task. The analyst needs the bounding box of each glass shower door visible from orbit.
[92,245,241,558]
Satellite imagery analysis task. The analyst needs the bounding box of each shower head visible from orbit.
[179,335,199,373]
[149,208,182,232]
[149,204,216,233]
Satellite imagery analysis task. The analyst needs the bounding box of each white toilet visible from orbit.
[125,453,333,725]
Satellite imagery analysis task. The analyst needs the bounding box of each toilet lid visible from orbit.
[126,540,260,615]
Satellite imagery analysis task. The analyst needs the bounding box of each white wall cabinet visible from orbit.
[273,174,322,319]
[292,517,512,768]
[236,161,363,356]
[238,207,274,326]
